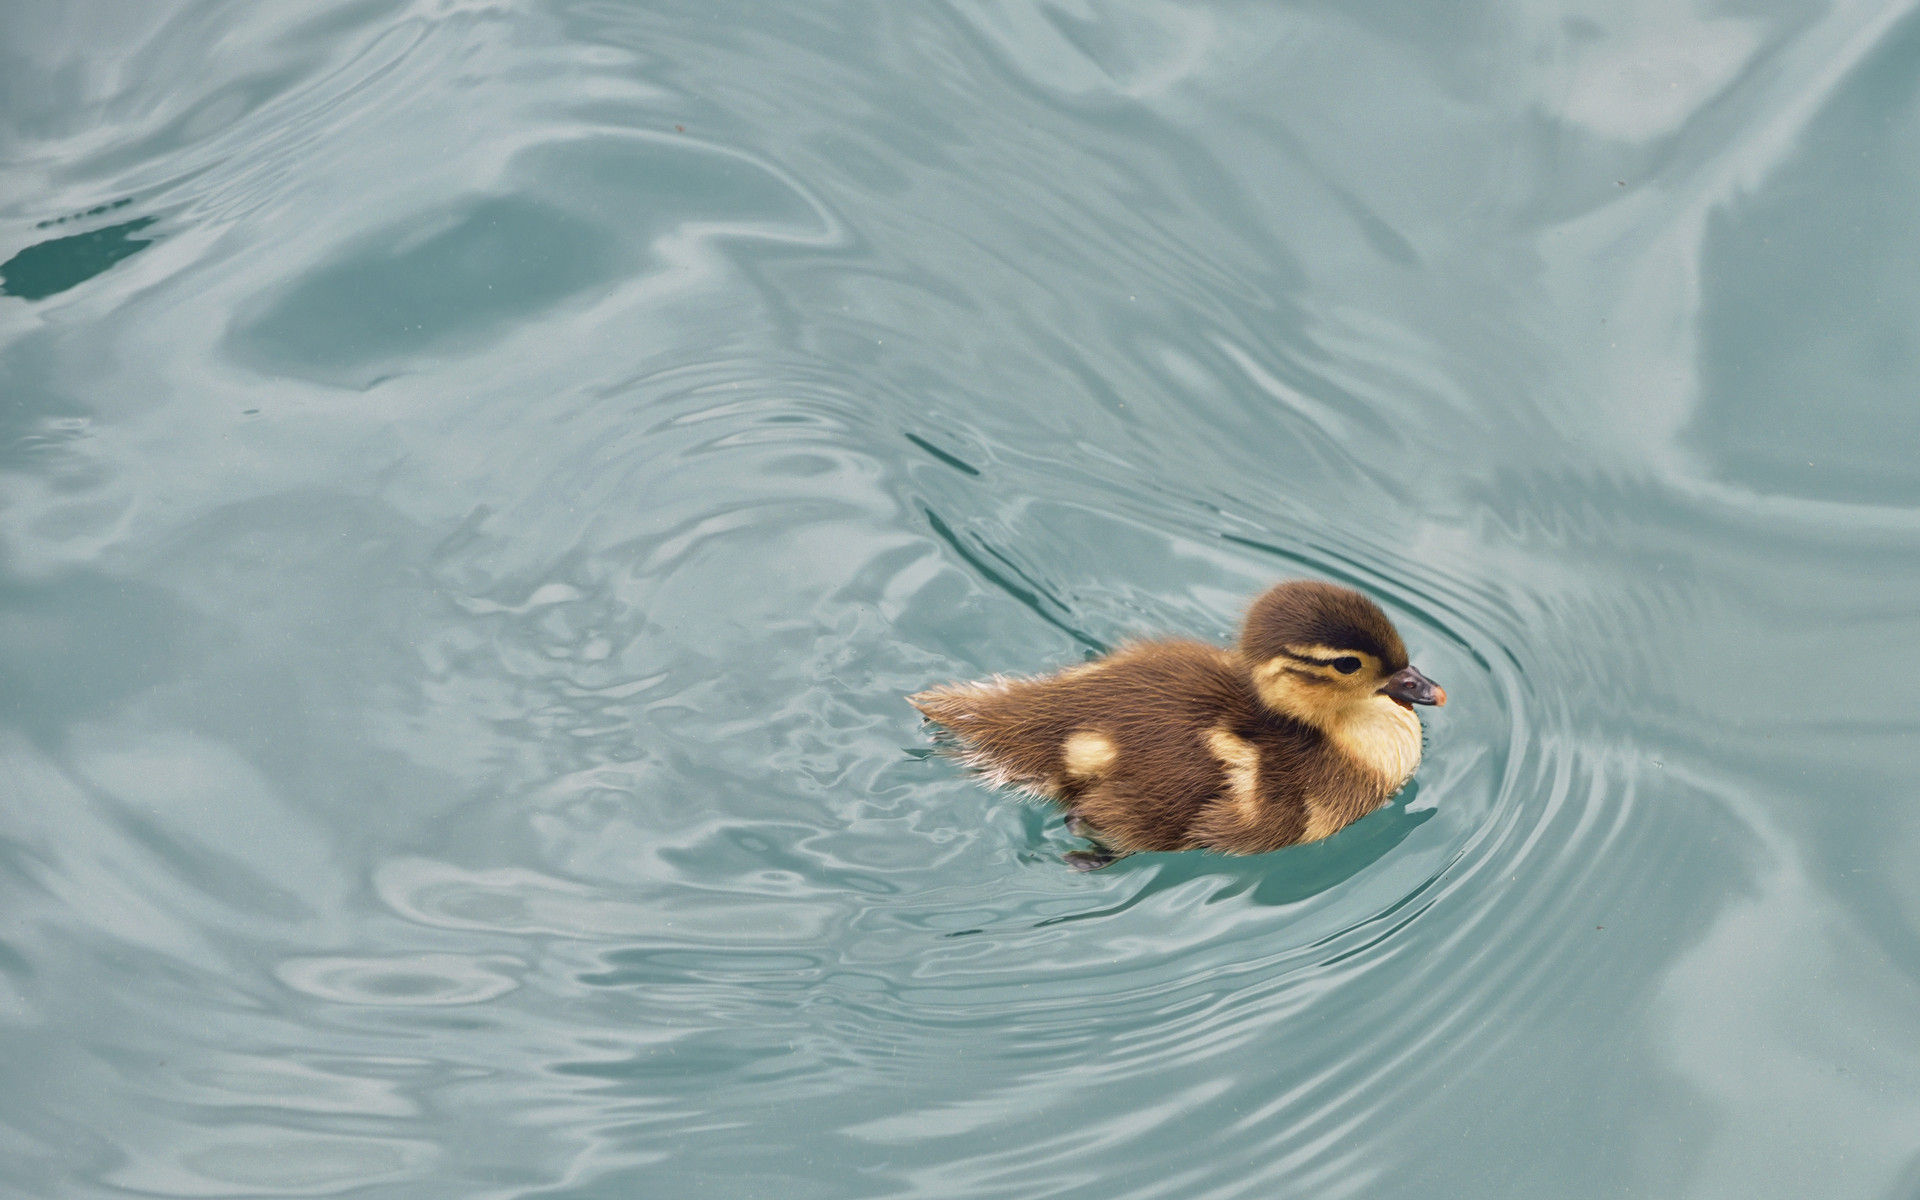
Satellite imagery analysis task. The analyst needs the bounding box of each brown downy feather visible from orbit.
[909,580,1438,859]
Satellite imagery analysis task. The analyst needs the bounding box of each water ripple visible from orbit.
[7,1,1920,1197]
[277,954,523,1006]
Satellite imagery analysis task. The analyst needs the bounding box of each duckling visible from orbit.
[909,580,1445,869]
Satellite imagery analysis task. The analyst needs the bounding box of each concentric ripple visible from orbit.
[4,2,1920,1198]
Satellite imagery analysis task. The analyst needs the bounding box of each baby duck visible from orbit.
[910,580,1445,869]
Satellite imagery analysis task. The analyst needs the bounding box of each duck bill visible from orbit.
[1380,666,1446,709]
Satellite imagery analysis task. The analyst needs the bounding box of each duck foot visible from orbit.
[1063,849,1124,872]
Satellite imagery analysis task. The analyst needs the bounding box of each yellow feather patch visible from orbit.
[1300,803,1345,843]
[1062,730,1117,779]
[1205,727,1261,824]
[1325,696,1423,789]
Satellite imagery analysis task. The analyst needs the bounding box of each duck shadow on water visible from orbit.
[1023,781,1434,921]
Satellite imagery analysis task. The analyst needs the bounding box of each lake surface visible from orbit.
[5,2,1920,1196]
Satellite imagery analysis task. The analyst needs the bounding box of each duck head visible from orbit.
[1239,580,1446,728]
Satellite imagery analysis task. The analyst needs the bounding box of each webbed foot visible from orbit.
[1064,849,1124,872]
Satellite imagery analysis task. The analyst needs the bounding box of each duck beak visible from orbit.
[1380,666,1446,709]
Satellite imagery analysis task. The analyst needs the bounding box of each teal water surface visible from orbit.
[4,3,1920,1197]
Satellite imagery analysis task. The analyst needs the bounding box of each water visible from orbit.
[4,2,1919,1196]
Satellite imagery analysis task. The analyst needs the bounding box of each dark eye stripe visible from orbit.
[1279,649,1364,668]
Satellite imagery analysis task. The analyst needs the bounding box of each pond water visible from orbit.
[5,2,1920,1197]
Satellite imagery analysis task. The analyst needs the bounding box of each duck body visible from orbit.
[910,581,1444,866]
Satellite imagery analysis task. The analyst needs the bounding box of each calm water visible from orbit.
[4,2,1920,1197]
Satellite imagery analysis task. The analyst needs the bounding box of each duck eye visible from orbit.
[1332,656,1362,675]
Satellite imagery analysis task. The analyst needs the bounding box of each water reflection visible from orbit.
[3,0,1920,1197]
[1690,9,1920,505]
[228,197,619,385]
[0,214,157,301]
